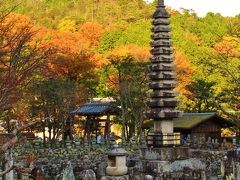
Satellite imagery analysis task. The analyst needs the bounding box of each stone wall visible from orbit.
[2,139,240,180]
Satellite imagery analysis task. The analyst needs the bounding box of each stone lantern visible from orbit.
[106,144,128,177]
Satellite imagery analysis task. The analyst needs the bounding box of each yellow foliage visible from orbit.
[57,19,77,33]
[214,35,240,57]
[107,44,150,63]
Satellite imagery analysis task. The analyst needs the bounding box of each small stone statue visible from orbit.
[186,134,191,146]
[65,136,72,149]
[74,134,81,149]
[109,132,116,146]
[61,161,75,180]
[140,134,147,148]
[214,139,219,149]
[84,136,89,147]
[222,138,227,150]
[207,137,212,149]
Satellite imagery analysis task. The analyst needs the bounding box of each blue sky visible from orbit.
[145,0,240,17]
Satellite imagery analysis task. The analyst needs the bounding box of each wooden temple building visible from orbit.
[143,112,236,145]
[72,100,119,143]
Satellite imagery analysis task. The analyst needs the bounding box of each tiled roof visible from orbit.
[143,112,235,129]
[72,102,119,116]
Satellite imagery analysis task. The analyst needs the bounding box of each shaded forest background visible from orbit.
[0,0,239,140]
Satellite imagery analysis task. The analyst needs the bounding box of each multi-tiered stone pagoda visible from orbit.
[145,0,183,147]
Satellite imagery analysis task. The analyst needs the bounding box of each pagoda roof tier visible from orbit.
[145,110,183,119]
[152,18,170,25]
[148,81,178,89]
[147,98,180,107]
[149,72,176,80]
[149,64,176,71]
[151,33,172,40]
[151,25,171,33]
[148,90,178,98]
[150,47,173,55]
[150,55,174,63]
[151,40,172,47]
[153,7,170,18]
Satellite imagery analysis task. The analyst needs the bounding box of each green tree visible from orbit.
[29,78,78,144]
[101,45,149,141]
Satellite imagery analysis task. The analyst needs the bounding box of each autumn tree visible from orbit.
[79,22,103,47]
[0,10,54,178]
[25,24,104,144]
[0,12,53,114]
[103,44,150,141]
[212,34,240,125]
[29,78,79,144]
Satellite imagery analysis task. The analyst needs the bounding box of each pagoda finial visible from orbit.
[158,0,165,7]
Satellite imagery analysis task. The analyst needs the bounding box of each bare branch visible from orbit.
[0,164,14,177]
[0,121,39,154]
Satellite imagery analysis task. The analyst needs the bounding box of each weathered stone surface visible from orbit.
[146,0,183,148]
[106,145,128,176]
[170,158,205,171]
[101,175,128,180]
[62,161,75,180]
[144,175,153,180]
[141,147,189,161]
[79,169,96,180]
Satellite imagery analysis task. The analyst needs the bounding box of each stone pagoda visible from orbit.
[145,0,183,147]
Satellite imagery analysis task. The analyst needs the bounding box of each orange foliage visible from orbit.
[214,36,240,58]
[0,13,46,110]
[0,13,34,55]
[107,44,150,63]
[166,7,178,15]
[49,48,103,79]
[173,50,196,96]
[34,26,104,79]
[79,22,103,47]
[184,32,201,45]
[106,44,150,91]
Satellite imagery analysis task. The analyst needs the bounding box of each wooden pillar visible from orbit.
[104,113,111,144]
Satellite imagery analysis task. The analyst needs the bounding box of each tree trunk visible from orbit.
[48,127,52,142]
[43,125,46,146]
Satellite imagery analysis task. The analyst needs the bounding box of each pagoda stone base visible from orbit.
[154,120,173,133]
[146,132,181,147]
[140,147,190,161]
